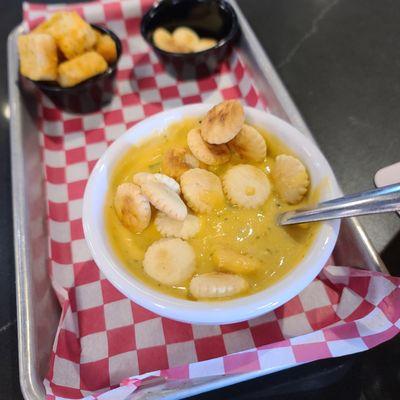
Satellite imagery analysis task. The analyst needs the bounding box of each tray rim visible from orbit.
[8,24,46,400]
[8,1,387,399]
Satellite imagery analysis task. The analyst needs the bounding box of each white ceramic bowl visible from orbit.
[83,104,340,325]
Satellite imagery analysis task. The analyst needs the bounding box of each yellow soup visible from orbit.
[105,118,320,300]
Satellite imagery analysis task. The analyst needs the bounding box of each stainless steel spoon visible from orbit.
[278,183,400,226]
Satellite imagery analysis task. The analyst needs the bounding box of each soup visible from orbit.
[104,116,320,300]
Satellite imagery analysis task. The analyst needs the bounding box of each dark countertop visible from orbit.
[0,0,399,399]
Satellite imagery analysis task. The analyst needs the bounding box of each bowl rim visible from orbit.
[83,104,341,325]
[140,0,239,57]
[25,24,122,92]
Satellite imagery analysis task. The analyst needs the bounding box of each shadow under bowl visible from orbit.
[141,0,239,79]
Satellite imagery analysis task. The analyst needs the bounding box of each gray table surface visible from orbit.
[0,0,399,399]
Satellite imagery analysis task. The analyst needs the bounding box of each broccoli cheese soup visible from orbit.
[104,100,320,301]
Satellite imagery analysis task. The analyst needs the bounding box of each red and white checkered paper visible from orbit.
[23,1,400,399]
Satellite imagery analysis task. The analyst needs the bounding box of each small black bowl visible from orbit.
[141,0,239,79]
[19,24,122,114]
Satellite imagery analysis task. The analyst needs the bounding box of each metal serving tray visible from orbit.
[8,1,387,399]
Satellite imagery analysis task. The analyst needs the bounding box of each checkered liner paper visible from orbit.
[22,1,400,399]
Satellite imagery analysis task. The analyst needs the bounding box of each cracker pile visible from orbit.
[153,26,217,53]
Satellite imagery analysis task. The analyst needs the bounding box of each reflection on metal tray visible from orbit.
[8,1,387,399]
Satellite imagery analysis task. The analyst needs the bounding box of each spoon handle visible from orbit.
[278,183,400,226]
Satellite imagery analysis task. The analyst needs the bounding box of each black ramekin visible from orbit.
[19,24,122,114]
[141,0,239,79]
